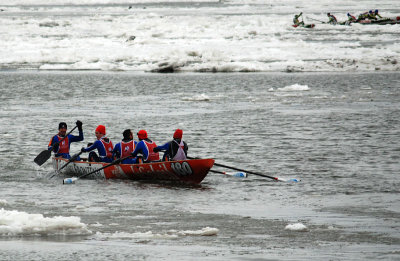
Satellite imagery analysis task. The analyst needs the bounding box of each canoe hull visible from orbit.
[292,24,315,28]
[53,157,214,185]
[358,17,400,25]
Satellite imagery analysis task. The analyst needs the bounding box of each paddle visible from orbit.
[58,151,83,171]
[49,151,83,179]
[34,125,78,166]
[62,155,132,184]
[209,169,247,178]
[307,17,326,24]
[188,157,298,182]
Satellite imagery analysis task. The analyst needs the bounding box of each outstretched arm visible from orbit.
[81,140,98,153]
[153,142,170,153]
[69,121,84,142]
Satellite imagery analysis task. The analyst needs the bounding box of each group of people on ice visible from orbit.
[293,9,384,27]
[325,9,383,25]
[48,120,188,164]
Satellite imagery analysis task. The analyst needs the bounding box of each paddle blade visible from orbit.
[276,177,300,182]
[34,150,51,166]
[63,177,78,184]
[224,172,247,178]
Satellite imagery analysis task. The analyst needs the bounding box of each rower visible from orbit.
[370,9,382,20]
[357,11,369,22]
[327,13,337,24]
[153,129,188,161]
[81,125,114,163]
[112,129,137,164]
[347,13,356,22]
[293,12,304,27]
[130,130,160,163]
[48,121,84,159]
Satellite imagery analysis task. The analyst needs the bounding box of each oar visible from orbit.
[63,155,131,184]
[209,169,247,178]
[188,157,298,182]
[34,125,78,166]
[50,151,83,179]
[307,17,325,23]
[213,162,299,182]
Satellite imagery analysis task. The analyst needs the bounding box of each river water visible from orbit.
[0,71,399,260]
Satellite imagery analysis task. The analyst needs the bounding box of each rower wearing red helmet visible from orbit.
[130,129,160,163]
[81,125,114,163]
[153,129,188,161]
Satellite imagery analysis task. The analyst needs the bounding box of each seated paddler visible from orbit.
[81,125,114,163]
[153,129,188,161]
[293,12,304,27]
[327,13,337,24]
[112,129,137,164]
[48,121,84,160]
[130,129,160,163]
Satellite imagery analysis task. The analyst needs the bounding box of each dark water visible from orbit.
[0,71,399,260]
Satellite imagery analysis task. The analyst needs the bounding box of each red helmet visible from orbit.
[137,129,148,140]
[95,125,106,135]
[173,129,183,139]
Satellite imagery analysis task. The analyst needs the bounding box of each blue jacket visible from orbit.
[112,140,138,164]
[130,139,159,162]
[82,137,113,162]
[155,139,188,161]
[48,130,84,159]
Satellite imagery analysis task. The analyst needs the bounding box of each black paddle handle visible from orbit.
[212,162,278,181]
[209,169,226,175]
[188,156,278,181]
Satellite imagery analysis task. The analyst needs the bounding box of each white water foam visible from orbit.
[181,93,211,101]
[278,84,310,91]
[284,223,308,232]
[95,227,219,240]
[174,227,219,236]
[0,208,92,236]
[0,200,8,207]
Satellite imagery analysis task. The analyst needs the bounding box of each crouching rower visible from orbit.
[153,129,188,161]
[48,121,84,159]
[369,9,383,20]
[347,13,356,23]
[81,125,114,163]
[130,129,160,163]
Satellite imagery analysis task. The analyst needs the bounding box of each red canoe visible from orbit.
[53,157,214,185]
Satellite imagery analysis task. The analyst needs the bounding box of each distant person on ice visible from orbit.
[369,10,382,20]
[293,12,304,27]
[347,13,357,23]
[327,13,337,24]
